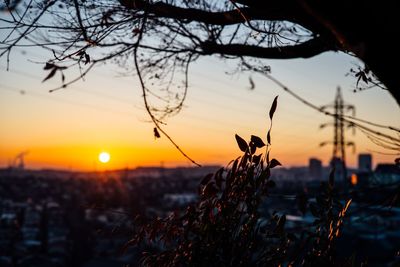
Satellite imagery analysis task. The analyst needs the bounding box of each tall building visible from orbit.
[330,157,345,184]
[358,154,372,172]
[309,158,322,180]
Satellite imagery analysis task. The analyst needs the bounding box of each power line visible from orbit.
[0,83,139,118]
[0,67,138,106]
[0,65,318,131]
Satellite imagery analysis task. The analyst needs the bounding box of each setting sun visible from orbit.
[98,152,110,163]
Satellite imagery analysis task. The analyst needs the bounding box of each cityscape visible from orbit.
[1,152,399,266]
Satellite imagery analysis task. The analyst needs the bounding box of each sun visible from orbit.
[98,152,110,163]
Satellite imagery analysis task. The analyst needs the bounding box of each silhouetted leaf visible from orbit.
[343,199,352,213]
[154,127,161,138]
[248,76,255,90]
[269,159,281,168]
[42,67,57,82]
[251,135,265,148]
[215,168,224,188]
[269,95,278,120]
[76,50,85,57]
[201,173,213,185]
[250,143,256,155]
[43,62,54,70]
[275,214,286,232]
[267,129,271,145]
[61,73,65,83]
[202,182,217,198]
[252,154,262,165]
[84,53,90,65]
[231,158,239,178]
[261,167,270,180]
[240,152,250,168]
[235,134,248,152]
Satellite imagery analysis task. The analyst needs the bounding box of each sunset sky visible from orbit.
[0,46,399,171]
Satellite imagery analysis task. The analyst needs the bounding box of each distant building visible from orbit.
[330,157,346,183]
[309,158,322,180]
[374,164,400,185]
[358,154,372,172]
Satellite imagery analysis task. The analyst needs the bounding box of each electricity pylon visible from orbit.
[320,87,355,187]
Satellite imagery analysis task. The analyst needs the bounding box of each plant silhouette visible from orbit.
[125,97,353,266]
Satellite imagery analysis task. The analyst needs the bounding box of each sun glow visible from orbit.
[98,152,110,163]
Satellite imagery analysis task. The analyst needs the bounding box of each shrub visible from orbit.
[126,97,351,266]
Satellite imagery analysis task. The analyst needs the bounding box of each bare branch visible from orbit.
[201,36,335,59]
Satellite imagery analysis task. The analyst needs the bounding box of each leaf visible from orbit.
[231,158,239,178]
[42,68,57,82]
[251,135,265,148]
[248,76,255,90]
[269,159,281,168]
[84,53,91,65]
[269,95,278,120]
[276,214,286,232]
[261,167,271,180]
[43,62,54,70]
[76,50,85,57]
[361,72,368,83]
[267,129,271,145]
[235,134,248,152]
[201,173,213,185]
[202,182,218,198]
[343,199,352,213]
[215,168,224,188]
[154,127,161,139]
[252,154,262,165]
[240,152,249,168]
[356,75,362,87]
[61,73,65,83]
[250,143,256,155]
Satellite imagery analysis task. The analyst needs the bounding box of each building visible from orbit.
[330,157,346,183]
[374,164,400,185]
[358,154,372,172]
[309,158,322,180]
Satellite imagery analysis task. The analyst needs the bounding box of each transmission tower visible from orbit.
[320,87,355,187]
[11,151,29,170]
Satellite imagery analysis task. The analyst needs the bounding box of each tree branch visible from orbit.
[200,37,335,59]
[119,0,313,28]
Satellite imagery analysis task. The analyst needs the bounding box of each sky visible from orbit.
[0,44,399,171]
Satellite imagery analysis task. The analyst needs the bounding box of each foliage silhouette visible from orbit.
[126,98,353,266]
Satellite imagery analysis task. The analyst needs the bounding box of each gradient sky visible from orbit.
[0,44,399,171]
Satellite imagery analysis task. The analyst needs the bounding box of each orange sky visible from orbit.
[0,49,399,171]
